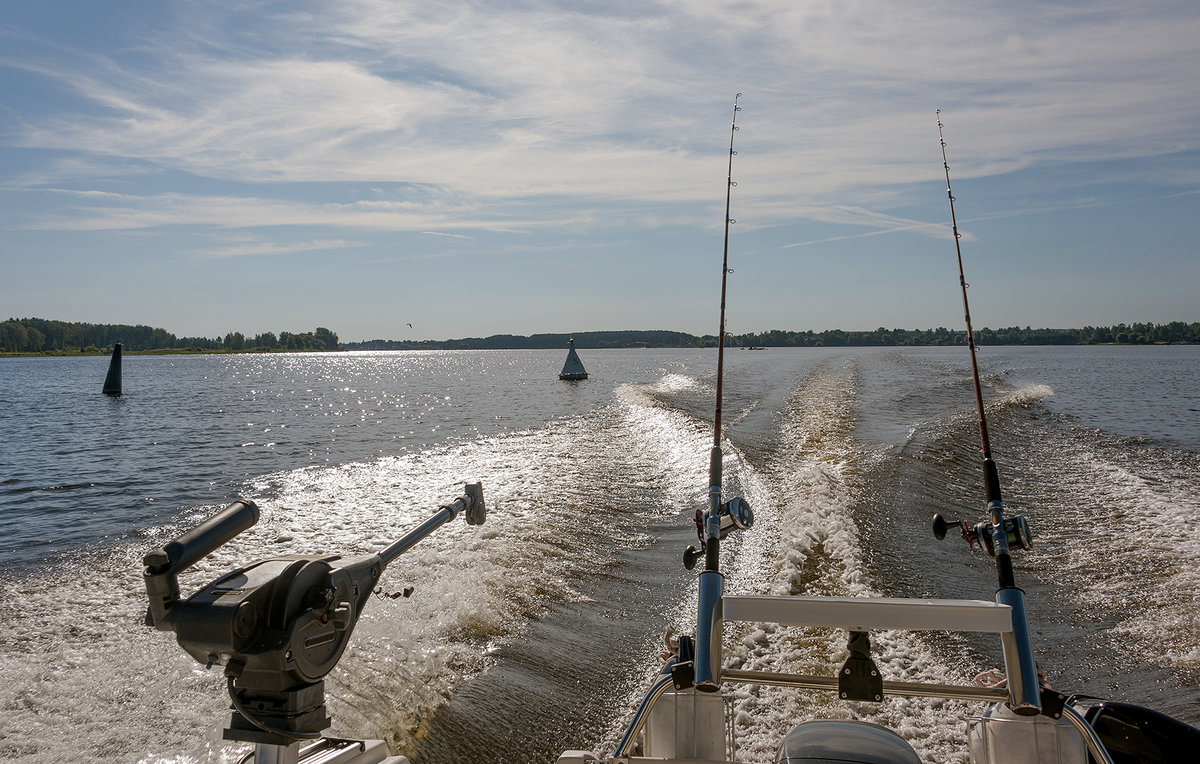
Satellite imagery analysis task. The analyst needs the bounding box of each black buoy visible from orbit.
[103,341,122,396]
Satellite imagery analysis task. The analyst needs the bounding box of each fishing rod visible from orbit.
[685,92,746,574]
[689,93,754,693]
[935,110,1040,715]
[713,93,740,456]
[937,110,1001,525]
[707,91,741,570]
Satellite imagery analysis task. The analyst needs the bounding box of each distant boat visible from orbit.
[558,338,588,380]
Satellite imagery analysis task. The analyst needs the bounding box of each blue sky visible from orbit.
[2,1,1198,342]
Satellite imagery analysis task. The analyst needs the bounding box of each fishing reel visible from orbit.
[143,484,486,747]
[684,496,754,570]
[932,512,1032,557]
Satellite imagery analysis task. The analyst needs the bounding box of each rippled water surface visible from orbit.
[1,346,1197,762]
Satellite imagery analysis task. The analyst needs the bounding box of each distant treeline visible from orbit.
[0,317,338,353]
[4,319,1198,354]
[724,321,1200,348]
[347,330,699,350]
[347,322,1200,350]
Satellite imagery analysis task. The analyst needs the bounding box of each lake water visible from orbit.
[1,345,1197,762]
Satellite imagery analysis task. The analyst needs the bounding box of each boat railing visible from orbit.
[710,594,1019,703]
[608,593,1115,763]
[611,674,679,759]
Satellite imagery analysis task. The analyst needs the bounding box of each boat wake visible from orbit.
[707,358,977,763]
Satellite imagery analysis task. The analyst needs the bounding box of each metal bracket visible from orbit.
[838,631,883,702]
[670,661,695,691]
[1040,687,1066,719]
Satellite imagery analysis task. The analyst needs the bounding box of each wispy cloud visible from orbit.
[18,191,554,233]
[420,231,473,240]
[9,1,1198,213]
[200,238,367,259]
[778,205,958,249]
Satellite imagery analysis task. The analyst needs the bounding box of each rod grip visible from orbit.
[708,446,723,489]
[983,458,1003,505]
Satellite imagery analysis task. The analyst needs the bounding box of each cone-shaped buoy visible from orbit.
[103,342,122,396]
[559,338,588,380]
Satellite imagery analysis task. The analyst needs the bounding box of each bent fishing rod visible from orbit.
[935,110,1041,715]
[708,91,741,570]
[684,92,743,575]
[688,93,754,692]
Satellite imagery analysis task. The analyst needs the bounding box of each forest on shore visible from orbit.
[349,322,1200,350]
[0,318,338,354]
[2,317,1198,355]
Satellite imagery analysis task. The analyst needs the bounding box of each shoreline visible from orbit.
[2,342,1192,359]
[0,347,347,358]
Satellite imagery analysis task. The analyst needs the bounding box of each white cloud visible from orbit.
[200,238,367,259]
[420,231,473,240]
[5,0,1199,243]
[19,191,534,233]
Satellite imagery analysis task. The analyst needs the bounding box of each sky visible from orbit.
[2,1,1198,342]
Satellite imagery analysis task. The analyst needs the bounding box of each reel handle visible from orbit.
[144,499,260,575]
[932,513,952,540]
[143,500,260,631]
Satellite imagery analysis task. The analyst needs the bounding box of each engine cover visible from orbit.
[776,720,921,764]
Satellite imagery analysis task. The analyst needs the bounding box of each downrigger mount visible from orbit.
[142,483,486,753]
